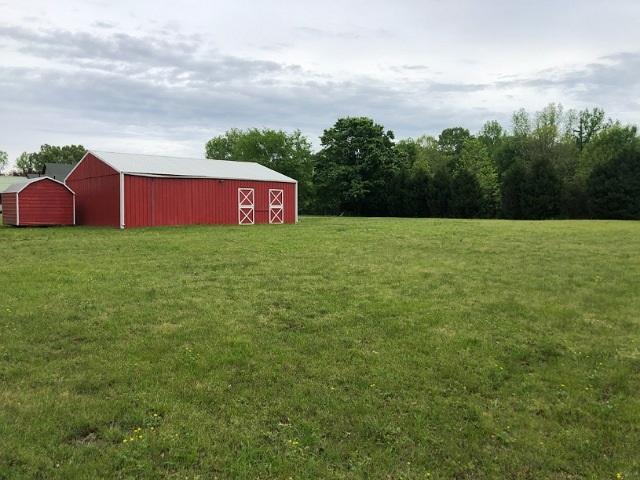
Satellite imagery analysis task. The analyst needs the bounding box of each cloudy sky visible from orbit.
[1,0,639,165]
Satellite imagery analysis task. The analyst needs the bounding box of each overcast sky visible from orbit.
[1,0,639,165]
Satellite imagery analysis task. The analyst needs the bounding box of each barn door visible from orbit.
[238,188,254,225]
[269,189,284,224]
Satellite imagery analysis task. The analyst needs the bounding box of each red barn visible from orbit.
[66,151,298,228]
[2,177,75,226]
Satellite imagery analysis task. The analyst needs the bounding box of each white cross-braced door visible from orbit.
[269,189,284,224]
[238,188,255,225]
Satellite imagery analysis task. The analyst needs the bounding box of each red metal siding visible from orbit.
[2,193,17,225]
[13,180,74,226]
[124,175,296,228]
[66,153,120,227]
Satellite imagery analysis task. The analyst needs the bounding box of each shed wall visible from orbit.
[66,153,120,227]
[1,193,17,225]
[17,180,74,225]
[124,176,296,227]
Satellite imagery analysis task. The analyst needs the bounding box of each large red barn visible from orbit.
[2,177,75,226]
[66,151,298,228]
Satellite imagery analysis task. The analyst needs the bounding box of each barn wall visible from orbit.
[18,180,74,226]
[66,153,120,227]
[124,176,296,227]
[1,193,17,225]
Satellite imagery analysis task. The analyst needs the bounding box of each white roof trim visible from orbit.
[2,176,76,195]
[69,150,297,184]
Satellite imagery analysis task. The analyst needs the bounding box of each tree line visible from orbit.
[206,105,640,220]
[3,104,639,219]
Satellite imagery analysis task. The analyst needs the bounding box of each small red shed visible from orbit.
[2,177,75,226]
[66,151,298,228]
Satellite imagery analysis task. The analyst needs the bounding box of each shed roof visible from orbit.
[2,176,75,194]
[76,150,297,183]
[43,163,75,180]
[0,176,27,192]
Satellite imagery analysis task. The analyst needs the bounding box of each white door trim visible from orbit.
[269,188,284,224]
[238,187,255,225]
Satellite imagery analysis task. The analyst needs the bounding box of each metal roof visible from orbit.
[43,163,75,180]
[79,150,297,183]
[0,176,27,192]
[2,176,75,194]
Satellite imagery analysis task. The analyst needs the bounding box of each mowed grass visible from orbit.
[1,217,639,479]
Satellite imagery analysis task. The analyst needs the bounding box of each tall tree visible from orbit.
[16,152,36,175]
[458,138,500,217]
[0,150,7,174]
[414,135,448,173]
[450,169,482,218]
[524,157,562,219]
[501,161,527,219]
[28,144,86,173]
[429,167,452,217]
[587,145,640,219]
[205,128,314,211]
[15,144,86,175]
[437,127,471,156]
[512,109,532,138]
[533,103,566,148]
[572,107,608,150]
[478,120,506,154]
[578,124,638,183]
[314,117,396,215]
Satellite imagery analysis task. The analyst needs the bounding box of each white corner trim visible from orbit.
[15,193,20,226]
[119,172,125,229]
[294,181,299,223]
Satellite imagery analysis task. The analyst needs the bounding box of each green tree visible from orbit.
[512,109,531,138]
[16,152,36,175]
[578,124,638,183]
[205,128,314,211]
[533,103,567,149]
[450,169,482,218]
[458,138,500,216]
[587,145,640,219]
[437,127,471,155]
[0,150,7,174]
[394,138,420,171]
[408,167,431,217]
[524,157,562,219]
[501,160,527,219]
[314,117,396,215]
[429,167,452,217]
[572,107,608,150]
[414,135,448,173]
[28,144,86,173]
[386,143,433,218]
[478,120,506,154]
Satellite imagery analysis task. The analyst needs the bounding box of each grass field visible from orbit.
[1,217,639,479]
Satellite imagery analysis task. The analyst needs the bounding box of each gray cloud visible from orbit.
[0,25,294,84]
[0,16,638,161]
[92,21,114,29]
[0,24,499,137]
[493,51,640,111]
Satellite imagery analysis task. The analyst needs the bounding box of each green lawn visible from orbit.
[1,217,639,479]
